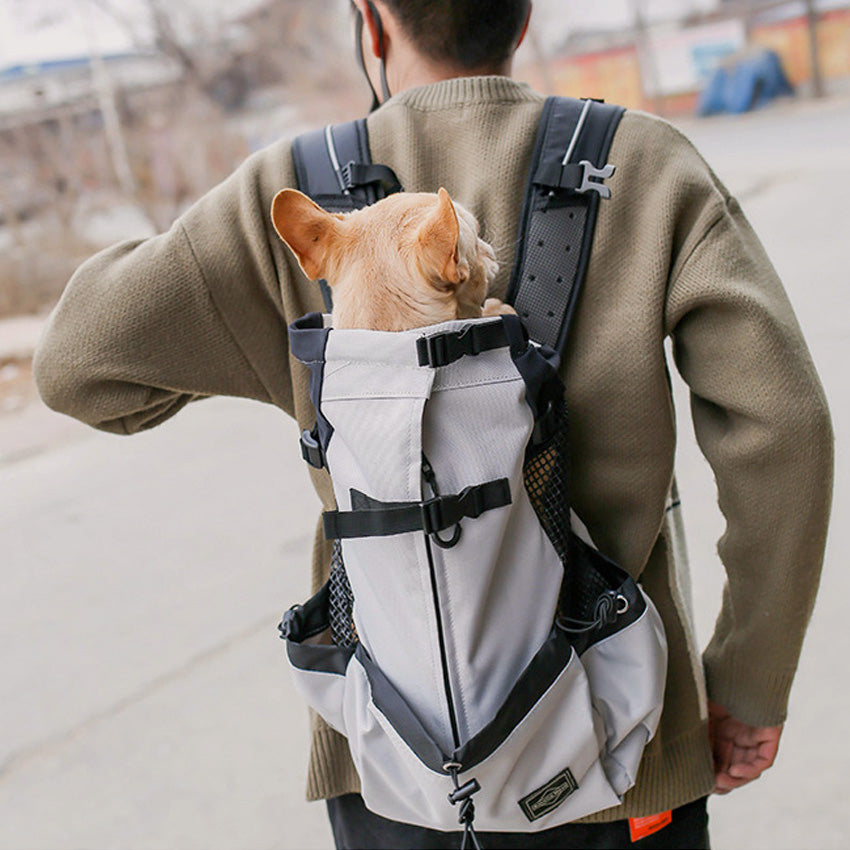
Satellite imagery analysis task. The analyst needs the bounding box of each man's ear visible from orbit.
[363,0,385,59]
[271,189,341,281]
[417,187,462,287]
[516,2,533,51]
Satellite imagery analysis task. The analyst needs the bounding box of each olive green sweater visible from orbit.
[34,77,833,821]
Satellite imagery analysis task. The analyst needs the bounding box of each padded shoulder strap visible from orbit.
[507,97,625,361]
[291,119,402,309]
[292,119,402,211]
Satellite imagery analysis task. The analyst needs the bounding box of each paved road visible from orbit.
[1,92,848,850]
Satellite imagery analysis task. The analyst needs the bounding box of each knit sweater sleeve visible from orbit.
[34,140,303,433]
[663,159,833,727]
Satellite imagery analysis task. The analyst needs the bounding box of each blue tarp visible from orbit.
[697,48,794,116]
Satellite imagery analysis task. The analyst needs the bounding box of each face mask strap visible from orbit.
[352,1,391,112]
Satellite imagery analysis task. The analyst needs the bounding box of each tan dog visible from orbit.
[271,187,512,330]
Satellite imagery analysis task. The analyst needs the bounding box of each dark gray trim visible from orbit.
[355,643,450,773]
[355,622,576,774]
[288,314,334,455]
[286,640,353,676]
[452,628,574,770]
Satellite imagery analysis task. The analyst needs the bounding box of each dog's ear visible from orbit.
[417,187,463,288]
[271,189,342,281]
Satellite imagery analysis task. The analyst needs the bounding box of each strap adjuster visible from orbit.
[416,322,508,368]
[341,161,402,197]
[533,160,616,198]
[576,160,616,199]
[278,604,303,641]
[300,428,325,469]
[420,481,510,534]
[417,334,450,368]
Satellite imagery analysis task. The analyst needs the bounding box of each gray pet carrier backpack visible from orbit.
[278,98,667,843]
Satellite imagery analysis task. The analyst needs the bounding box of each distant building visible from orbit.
[0,53,181,133]
[519,0,850,114]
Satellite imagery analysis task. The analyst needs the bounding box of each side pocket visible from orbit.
[339,631,627,832]
[580,588,668,795]
[280,580,354,736]
[286,639,353,735]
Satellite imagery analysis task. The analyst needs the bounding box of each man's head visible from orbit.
[350,0,532,103]
[378,0,532,72]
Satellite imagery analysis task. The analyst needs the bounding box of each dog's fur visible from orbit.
[271,187,512,331]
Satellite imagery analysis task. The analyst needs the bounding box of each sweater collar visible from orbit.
[390,76,540,111]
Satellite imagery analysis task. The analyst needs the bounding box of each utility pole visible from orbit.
[630,0,662,116]
[79,1,137,196]
[805,0,825,98]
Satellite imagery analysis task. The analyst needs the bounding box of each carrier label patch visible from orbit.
[518,767,579,822]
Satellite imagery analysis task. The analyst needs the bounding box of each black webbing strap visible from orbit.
[323,478,511,540]
[416,320,507,368]
[292,119,402,311]
[507,97,625,361]
[278,581,330,642]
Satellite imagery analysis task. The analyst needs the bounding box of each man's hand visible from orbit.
[708,701,783,794]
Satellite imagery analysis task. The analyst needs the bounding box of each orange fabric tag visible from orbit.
[628,810,673,842]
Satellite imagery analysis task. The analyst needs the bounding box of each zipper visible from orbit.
[424,532,462,751]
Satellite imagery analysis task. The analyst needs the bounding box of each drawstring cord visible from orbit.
[445,763,483,850]
[556,589,629,634]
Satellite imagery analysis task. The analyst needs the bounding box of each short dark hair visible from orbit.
[380,0,531,70]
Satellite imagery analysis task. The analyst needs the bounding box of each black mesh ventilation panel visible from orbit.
[328,540,359,648]
[523,399,610,627]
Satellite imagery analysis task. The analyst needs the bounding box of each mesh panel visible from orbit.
[523,399,571,562]
[328,540,359,648]
[523,400,614,625]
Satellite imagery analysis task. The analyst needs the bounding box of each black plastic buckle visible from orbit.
[420,495,451,535]
[300,428,325,469]
[457,325,481,357]
[341,161,402,197]
[417,334,448,368]
[417,327,483,368]
[278,604,303,641]
[456,484,487,520]
[340,161,362,193]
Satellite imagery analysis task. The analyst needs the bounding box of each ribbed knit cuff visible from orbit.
[703,652,795,727]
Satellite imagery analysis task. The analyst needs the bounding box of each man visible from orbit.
[34,1,832,848]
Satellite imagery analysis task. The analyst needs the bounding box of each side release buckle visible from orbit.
[300,428,325,469]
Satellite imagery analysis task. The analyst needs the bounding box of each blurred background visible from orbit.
[1,1,848,848]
